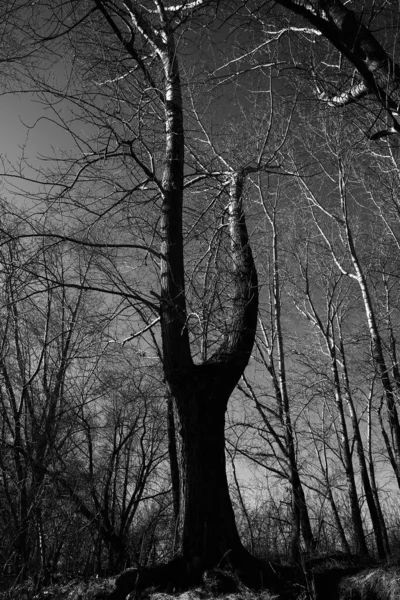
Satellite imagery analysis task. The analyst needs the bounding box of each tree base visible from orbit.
[106,555,301,600]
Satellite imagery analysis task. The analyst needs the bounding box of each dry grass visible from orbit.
[0,582,282,600]
[0,575,284,600]
[339,567,400,600]
[149,590,280,600]
[9,562,400,600]
[0,577,117,600]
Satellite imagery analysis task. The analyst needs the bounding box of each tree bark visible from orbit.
[92,6,279,598]
[154,2,260,580]
[330,354,368,557]
[167,394,180,531]
[338,330,387,559]
[167,171,259,572]
[367,389,391,557]
[173,372,246,571]
[300,270,368,556]
[258,195,315,560]
[337,162,400,483]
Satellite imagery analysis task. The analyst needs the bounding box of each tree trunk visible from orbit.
[166,167,260,573]
[167,394,180,531]
[331,358,368,557]
[158,23,259,564]
[173,373,245,572]
[258,197,316,561]
[337,162,400,483]
[367,389,391,557]
[300,264,367,556]
[104,7,290,599]
[325,486,351,555]
[311,425,351,554]
[295,475,316,555]
[339,331,387,559]
[345,388,386,558]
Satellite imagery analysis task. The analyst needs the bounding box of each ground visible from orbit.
[1,561,400,600]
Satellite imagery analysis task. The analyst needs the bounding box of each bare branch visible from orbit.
[315,80,370,107]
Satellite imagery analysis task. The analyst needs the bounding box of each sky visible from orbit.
[0,87,75,203]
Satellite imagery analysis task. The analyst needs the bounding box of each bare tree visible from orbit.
[0,1,293,594]
[232,180,315,563]
[0,222,99,583]
[3,0,400,594]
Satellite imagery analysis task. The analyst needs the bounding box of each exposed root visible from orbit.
[106,556,301,600]
[107,552,384,600]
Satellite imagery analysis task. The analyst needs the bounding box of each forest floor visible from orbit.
[0,578,282,600]
[1,561,400,600]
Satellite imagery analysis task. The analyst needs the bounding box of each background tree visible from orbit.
[0,220,98,583]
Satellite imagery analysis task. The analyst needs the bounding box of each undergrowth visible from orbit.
[2,558,400,600]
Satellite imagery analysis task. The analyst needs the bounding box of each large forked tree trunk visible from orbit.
[154,0,261,569]
[109,6,263,599]
[166,170,259,574]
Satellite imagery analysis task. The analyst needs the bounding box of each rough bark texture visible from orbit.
[173,372,246,571]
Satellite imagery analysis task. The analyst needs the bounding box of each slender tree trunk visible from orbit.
[325,486,350,554]
[367,389,391,556]
[337,163,400,483]
[345,390,386,558]
[330,350,368,556]
[296,476,316,555]
[338,332,387,559]
[334,355,365,553]
[230,452,256,555]
[259,196,315,561]
[299,262,367,556]
[271,223,303,563]
[312,426,351,554]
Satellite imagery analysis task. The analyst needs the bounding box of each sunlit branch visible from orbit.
[106,317,162,346]
[264,26,321,37]
[315,80,370,106]
[165,0,207,10]
[210,63,280,88]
